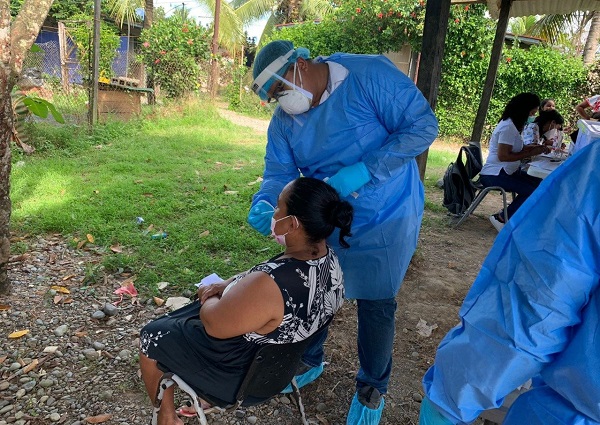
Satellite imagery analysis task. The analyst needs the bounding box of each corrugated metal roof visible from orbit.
[487,0,600,18]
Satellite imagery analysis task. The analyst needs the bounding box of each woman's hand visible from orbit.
[197,281,229,304]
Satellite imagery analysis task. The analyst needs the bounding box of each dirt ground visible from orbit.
[0,109,505,425]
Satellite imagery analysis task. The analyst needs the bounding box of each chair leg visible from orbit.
[288,377,309,425]
[152,373,210,425]
[454,190,487,228]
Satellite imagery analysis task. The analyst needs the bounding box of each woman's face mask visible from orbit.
[527,116,536,124]
[270,215,297,246]
[543,128,558,143]
[277,63,312,115]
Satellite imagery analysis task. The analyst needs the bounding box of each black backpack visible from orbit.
[442,143,483,215]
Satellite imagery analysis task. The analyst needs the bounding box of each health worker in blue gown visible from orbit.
[247,40,438,424]
[420,141,600,425]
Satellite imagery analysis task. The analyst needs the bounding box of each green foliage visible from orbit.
[265,0,425,56]
[436,4,588,139]
[14,94,65,124]
[139,16,212,98]
[224,66,273,118]
[68,15,121,83]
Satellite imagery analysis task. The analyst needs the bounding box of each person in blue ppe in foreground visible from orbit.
[247,39,438,424]
[419,141,600,425]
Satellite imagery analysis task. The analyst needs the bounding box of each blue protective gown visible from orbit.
[251,53,438,300]
[422,141,600,424]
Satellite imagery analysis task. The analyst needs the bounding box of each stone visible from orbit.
[102,303,118,317]
[91,311,105,320]
[54,325,68,337]
[82,349,99,360]
[49,413,61,422]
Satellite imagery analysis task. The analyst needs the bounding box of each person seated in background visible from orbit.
[522,109,564,147]
[539,98,556,112]
[479,93,550,232]
[139,177,353,425]
[576,94,600,120]
[419,140,600,425]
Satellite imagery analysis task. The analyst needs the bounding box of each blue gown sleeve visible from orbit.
[251,111,300,208]
[360,62,438,183]
[422,142,600,424]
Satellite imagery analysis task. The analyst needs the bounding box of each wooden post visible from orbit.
[57,22,70,94]
[89,0,101,127]
[415,0,451,181]
[209,0,221,100]
[470,0,513,144]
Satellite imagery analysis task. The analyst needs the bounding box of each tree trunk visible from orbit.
[144,0,155,104]
[583,11,600,65]
[0,0,54,294]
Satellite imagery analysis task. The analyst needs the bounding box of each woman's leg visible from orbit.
[480,170,542,220]
[139,352,183,425]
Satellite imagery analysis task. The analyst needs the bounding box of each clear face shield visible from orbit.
[252,50,313,115]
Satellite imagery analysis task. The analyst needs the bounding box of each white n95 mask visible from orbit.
[278,63,312,115]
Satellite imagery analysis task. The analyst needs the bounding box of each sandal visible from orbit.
[176,399,217,417]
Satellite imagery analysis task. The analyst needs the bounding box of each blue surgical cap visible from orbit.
[252,40,310,101]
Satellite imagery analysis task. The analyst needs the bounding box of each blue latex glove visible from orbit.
[247,200,274,236]
[327,162,371,197]
[419,397,454,425]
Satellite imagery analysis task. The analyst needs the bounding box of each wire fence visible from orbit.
[16,27,239,127]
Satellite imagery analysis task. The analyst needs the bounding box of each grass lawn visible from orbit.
[11,100,453,294]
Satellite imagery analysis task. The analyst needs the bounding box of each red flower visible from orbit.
[142,41,150,48]
[464,5,469,10]
[419,0,425,6]
[454,18,459,23]
[182,26,189,33]
[260,101,266,107]
[412,12,417,17]
[397,12,402,17]
[187,39,193,45]
[160,50,166,55]
[154,59,160,64]
[377,12,383,18]
[506,57,512,63]
[356,7,361,13]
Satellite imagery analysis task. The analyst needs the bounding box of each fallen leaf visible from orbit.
[142,193,153,198]
[224,190,238,195]
[22,359,39,373]
[0,304,10,311]
[9,253,29,262]
[153,296,165,306]
[63,297,73,304]
[62,274,76,281]
[0,355,7,364]
[74,331,88,338]
[84,414,112,423]
[53,295,63,304]
[77,240,86,249]
[215,161,223,165]
[8,329,29,339]
[199,230,210,238]
[86,234,95,243]
[51,286,71,294]
[110,244,122,253]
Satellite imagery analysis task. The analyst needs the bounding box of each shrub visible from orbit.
[139,16,211,98]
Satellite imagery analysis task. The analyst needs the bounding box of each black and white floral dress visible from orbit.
[140,246,344,404]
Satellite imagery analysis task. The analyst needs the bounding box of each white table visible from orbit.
[527,155,565,179]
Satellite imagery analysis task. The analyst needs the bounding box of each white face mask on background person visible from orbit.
[527,116,536,124]
[277,63,312,115]
[270,215,297,246]
[543,128,558,143]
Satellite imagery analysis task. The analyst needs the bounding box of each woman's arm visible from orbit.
[200,271,284,339]
[497,143,549,162]
[576,99,591,119]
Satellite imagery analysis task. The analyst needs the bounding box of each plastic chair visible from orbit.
[453,143,513,228]
[151,319,332,425]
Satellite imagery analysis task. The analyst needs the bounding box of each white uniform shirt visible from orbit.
[481,118,523,176]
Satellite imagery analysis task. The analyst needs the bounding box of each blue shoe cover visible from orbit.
[346,393,385,425]
[280,363,324,394]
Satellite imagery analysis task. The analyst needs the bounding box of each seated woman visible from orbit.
[480,93,550,232]
[139,177,353,425]
[522,109,564,147]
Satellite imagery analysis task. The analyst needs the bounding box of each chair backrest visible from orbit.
[236,318,332,405]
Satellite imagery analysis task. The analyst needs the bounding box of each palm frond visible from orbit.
[299,0,335,20]
[235,0,279,24]
[106,0,144,26]
[257,12,280,47]
[529,12,588,43]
